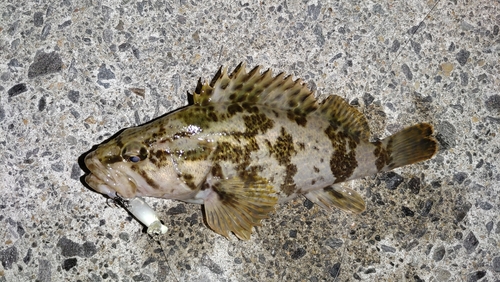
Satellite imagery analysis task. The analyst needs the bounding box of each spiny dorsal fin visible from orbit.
[193,62,318,116]
[318,95,371,142]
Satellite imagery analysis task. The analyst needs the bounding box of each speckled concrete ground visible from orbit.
[1,0,499,281]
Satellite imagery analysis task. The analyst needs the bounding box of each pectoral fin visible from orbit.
[304,185,366,214]
[203,175,277,240]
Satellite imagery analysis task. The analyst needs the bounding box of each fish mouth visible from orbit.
[84,151,136,198]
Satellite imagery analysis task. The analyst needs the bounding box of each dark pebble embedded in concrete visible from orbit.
[291,247,306,259]
[34,12,44,27]
[201,254,223,274]
[23,248,32,264]
[8,83,27,97]
[119,232,130,242]
[363,93,374,106]
[97,64,116,88]
[433,246,445,261]
[436,121,456,149]
[401,206,415,217]
[0,246,18,269]
[453,172,468,184]
[28,51,63,78]
[62,258,77,271]
[303,198,314,209]
[71,163,81,180]
[408,177,420,194]
[380,244,396,253]
[57,237,82,257]
[166,204,187,215]
[38,96,46,111]
[463,232,479,253]
[420,199,433,216]
[82,242,97,258]
[410,40,421,54]
[401,63,413,80]
[493,256,500,272]
[329,262,341,278]
[456,49,470,66]
[467,270,486,282]
[485,94,500,114]
[325,238,343,249]
[67,90,80,103]
[382,172,404,190]
[51,162,64,172]
[390,39,400,52]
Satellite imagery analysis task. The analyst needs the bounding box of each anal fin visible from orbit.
[304,185,366,214]
[203,174,277,240]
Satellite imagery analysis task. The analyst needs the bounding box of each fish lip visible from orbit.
[84,151,139,198]
[84,152,118,197]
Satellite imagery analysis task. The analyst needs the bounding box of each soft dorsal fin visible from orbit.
[193,62,318,116]
[318,95,371,142]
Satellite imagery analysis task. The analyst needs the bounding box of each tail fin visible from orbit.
[381,123,438,171]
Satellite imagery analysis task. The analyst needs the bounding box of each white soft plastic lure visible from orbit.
[123,197,168,235]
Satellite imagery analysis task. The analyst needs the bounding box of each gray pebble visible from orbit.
[456,49,470,66]
[453,172,468,184]
[67,90,80,103]
[329,262,341,278]
[463,232,478,253]
[390,39,400,53]
[119,232,130,242]
[485,94,500,114]
[57,237,81,257]
[71,163,81,180]
[433,246,445,262]
[467,270,486,282]
[460,71,469,86]
[201,253,223,274]
[0,246,18,270]
[382,172,404,190]
[38,96,46,111]
[486,221,493,233]
[493,256,500,272]
[325,238,343,249]
[97,64,116,88]
[411,40,421,54]
[8,83,27,97]
[34,12,44,27]
[41,24,51,40]
[62,258,77,271]
[436,121,456,150]
[291,247,306,259]
[82,242,97,258]
[401,63,413,80]
[28,51,63,78]
[51,162,64,172]
[380,244,396,253]
[166,204,187,215]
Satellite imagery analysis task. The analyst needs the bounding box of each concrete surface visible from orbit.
[1,0,499,281]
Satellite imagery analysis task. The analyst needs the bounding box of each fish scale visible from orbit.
[84,62,437,240]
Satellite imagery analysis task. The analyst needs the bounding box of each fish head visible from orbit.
[84,125,197,200]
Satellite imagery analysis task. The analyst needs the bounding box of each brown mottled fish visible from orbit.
[84,63,437,240]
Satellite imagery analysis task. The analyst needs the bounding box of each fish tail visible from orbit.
[380,123,438,171]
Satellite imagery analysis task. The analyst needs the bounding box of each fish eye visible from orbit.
[122,142,149,163]
[128,156,141,163]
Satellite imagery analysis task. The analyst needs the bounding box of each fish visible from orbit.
[84,63,438,240]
